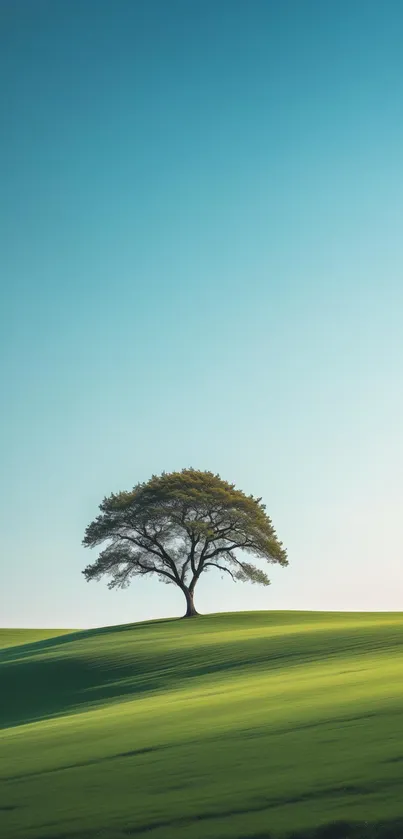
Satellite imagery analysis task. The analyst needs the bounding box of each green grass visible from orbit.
[1,611,403,839]
[0,628,76,650]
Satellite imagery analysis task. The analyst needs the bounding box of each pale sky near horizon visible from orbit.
[1,0,402,628]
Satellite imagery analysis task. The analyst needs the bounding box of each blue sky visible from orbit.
[1,0,402,627]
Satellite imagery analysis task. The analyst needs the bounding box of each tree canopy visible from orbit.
[82,468,288,616]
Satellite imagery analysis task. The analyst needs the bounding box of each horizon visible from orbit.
[1,0,403,628]
[3,606,403,632]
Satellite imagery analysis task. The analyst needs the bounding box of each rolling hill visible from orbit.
[1,611,403,839]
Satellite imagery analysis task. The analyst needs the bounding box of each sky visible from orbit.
[1,0,402,628]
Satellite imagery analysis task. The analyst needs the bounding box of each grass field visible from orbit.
[0,628,75,649]
[1,611,403,839]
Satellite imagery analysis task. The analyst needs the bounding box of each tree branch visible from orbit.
[116,534,178,582]
[180,556,192,583]
[134,558,177,583]
[142,527,181,582]
[203,540,252,561]
[188,531,200,575]
[196,522,245,571]
[204,562,237,582]
[117,532,179,580]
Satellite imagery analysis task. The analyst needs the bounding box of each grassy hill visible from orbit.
[1,611,403,839]
[0,628,75,650]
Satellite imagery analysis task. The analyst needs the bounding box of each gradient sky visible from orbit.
[1,0,402,628]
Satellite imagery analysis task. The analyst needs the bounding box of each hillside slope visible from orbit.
[1,611,403,839]
[0,628,75,650]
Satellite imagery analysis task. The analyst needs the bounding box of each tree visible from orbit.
[82,468,288,617]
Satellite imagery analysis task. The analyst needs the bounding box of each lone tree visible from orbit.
[82,468,288,617]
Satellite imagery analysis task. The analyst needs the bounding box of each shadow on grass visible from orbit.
[0,618,179,661]
[282,818,403,838]
[29,817,403,839]
[0,620,183,729]
[0,651,174,729]
[2,616,403,730]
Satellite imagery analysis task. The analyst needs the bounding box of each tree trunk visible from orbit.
[183,586,199,618]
